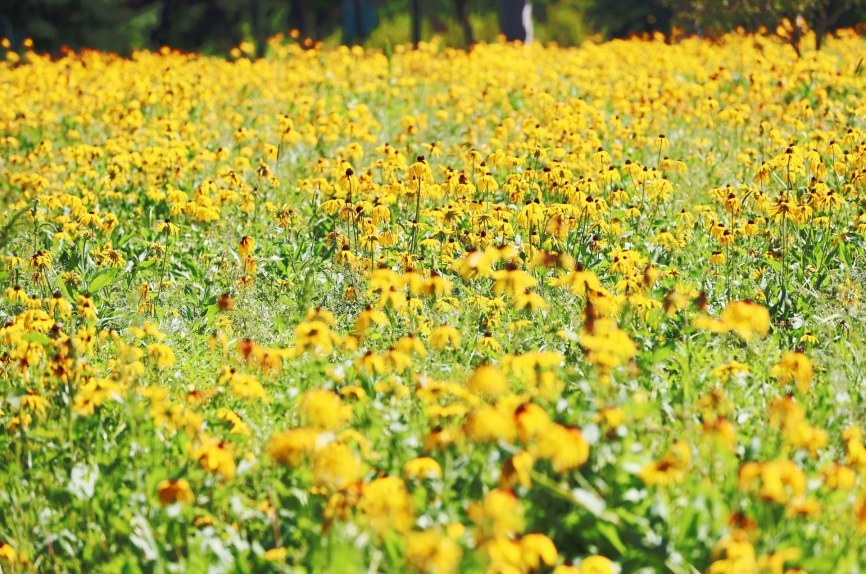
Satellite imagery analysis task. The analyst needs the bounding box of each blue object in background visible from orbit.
[342,0,379,42]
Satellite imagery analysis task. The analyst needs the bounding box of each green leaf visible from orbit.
[89,268,120,292]
[596,521,627,554]
[839,242,851,267]
[648,342,675,364]
[24,332,53,345]
[30,427,63,440]
[59,278,76,301]
[205,304,219,320]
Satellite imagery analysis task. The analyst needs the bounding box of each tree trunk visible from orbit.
[411,0,422,46]
[501,0,532,43]
[354,0,363,45]
[290,0,313,38]
[813,0,855,52]
[454,0,474,46]
[252,0,267,58]
[153,0,175,47]
[791,24,801,58]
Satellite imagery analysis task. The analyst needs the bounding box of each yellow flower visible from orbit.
[639,441,691,486]
[514,289,548,311]
[709,250,726,265]
[157,478,194,505]
[856,491,866,532]
[532,424,589,473]
[219,368,267,401]
[359,476,414,536]
[403,457,442,481]
[712,360,749,382]
[821,462,856,491]
[217,408,252,436]
[492,265,537,298]
[294,320,334,354]
[300,389,352,430]
[702,416,737,451]
[580,318,636,373]
[154,218,180,235]
[707,530,757,574]
[799,332,818,345]
[339,167,361,195]
[0,541,17,563]
[738,459,806,505]
[594,407,625,432]
[305,306,336,326]
[147,343,176,368]
[429,325,461,350]
[515,402,551,442]
[76,294,97,321]
[483,536,522,571]
[468,488,524,540]
[576,555,616,574]
[694,300,770,341]
[771,351,814,394]
[73,377,123,416]
[355,306,388,334]
[263,547,288,562]
[453,249,496,280]
[519,534,557,570]
[311,442,363,490]
[20,393,49,416]
[501,451,534,489]
[408,156,434,183]
[405,529,462,574]
[464,404,517,444]
[269,428,319,467]
[757,548,801,574]
[467,364,508,398]
[191,438,236,480]
[29,250,52,270]
[238,235,255,258]
[339,385,367,401]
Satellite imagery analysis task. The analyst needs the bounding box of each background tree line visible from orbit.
[0,0,863,56]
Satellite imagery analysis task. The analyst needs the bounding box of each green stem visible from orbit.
[157,237,172,300]
[410,178,422,255]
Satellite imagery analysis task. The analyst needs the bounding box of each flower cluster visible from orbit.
[2,25,866,573]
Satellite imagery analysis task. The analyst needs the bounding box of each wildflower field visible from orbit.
[2,27,866,573]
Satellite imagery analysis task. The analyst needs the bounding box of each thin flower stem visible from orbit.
[410,177,422,255]
[157,237,171,300]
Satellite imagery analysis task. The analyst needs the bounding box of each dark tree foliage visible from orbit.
[662,0,866,54]
[0,0,343,55]
[581,0,673,39]
[0,0,156,53]
[0,0,863,55]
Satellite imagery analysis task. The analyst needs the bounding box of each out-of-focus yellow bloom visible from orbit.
[359,476,414,536]
[312,442,364,490]
[468,488,524,541]
[405,529,462,574]
[639,440,691,486]
[532,423,590,473]
[191,437,236,480]
[771,351,814,394]
[694,300,770,341]
[157,478,194,505]
[269,428,319,467]
[403,456,442,481]
[300,389,352,430]
[467,364,508,398]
